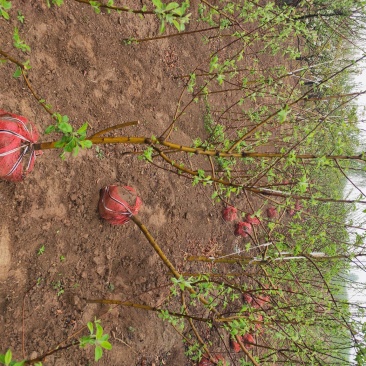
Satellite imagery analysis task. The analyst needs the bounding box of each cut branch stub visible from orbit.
[0,109,41,182]
[98,185,142,225]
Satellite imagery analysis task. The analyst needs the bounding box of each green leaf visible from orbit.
[13,66,22,78]
[87,321,94,334]
[96,323,103,339]
[79,335,95,348]
[90,1,101,14]
[159,20,166,33]
[165,2,179,11]
[172,19,180,30]
[64,139,76,152]
[72,145,80,156]
[95,346,103,361]
[5,349,12,365]
[23,60,31,70]
[79,140,93,148]
[54,113,62,123]
[61,115,69,123]
[77,122,88,134]
[152,0,163,9]
[99,334,109,342]
[54,140,65,148]
[58,121,73,134]
[45,125,56,134]
[171,7,185,16]
[1,9,10,20]
[278,105,290,123]
[100,341,112,350]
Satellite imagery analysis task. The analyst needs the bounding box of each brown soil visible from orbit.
[0,2,300,365]
[0,2,244,365]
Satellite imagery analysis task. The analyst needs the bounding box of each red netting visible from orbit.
[234,221,252,237]
[230,337,241,353]
[98,185,142,225]
[0,109,41,182]
[266,206,278,218]
[242,333,255,348]
[222,205,237,222]
[198,354,227,366]
[244,213,261,225]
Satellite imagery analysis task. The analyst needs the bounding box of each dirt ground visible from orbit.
[0,0,303,364]
[0,2,249,365]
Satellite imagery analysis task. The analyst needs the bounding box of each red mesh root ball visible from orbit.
[242,333,255,348]
[222,205,237,221]
[198,354,228,366]
[235,221,252,237]
[266,207,278,219]
[252,294,271,309]
[230,337,241,353]
[242,293,253,305]
[99,185,142,225]
[255,314,263,332]
[244,213,260,225]
[0,109,41,182]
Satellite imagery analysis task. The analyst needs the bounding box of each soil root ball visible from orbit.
[99,185,142,225]
[0,109,41,182]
